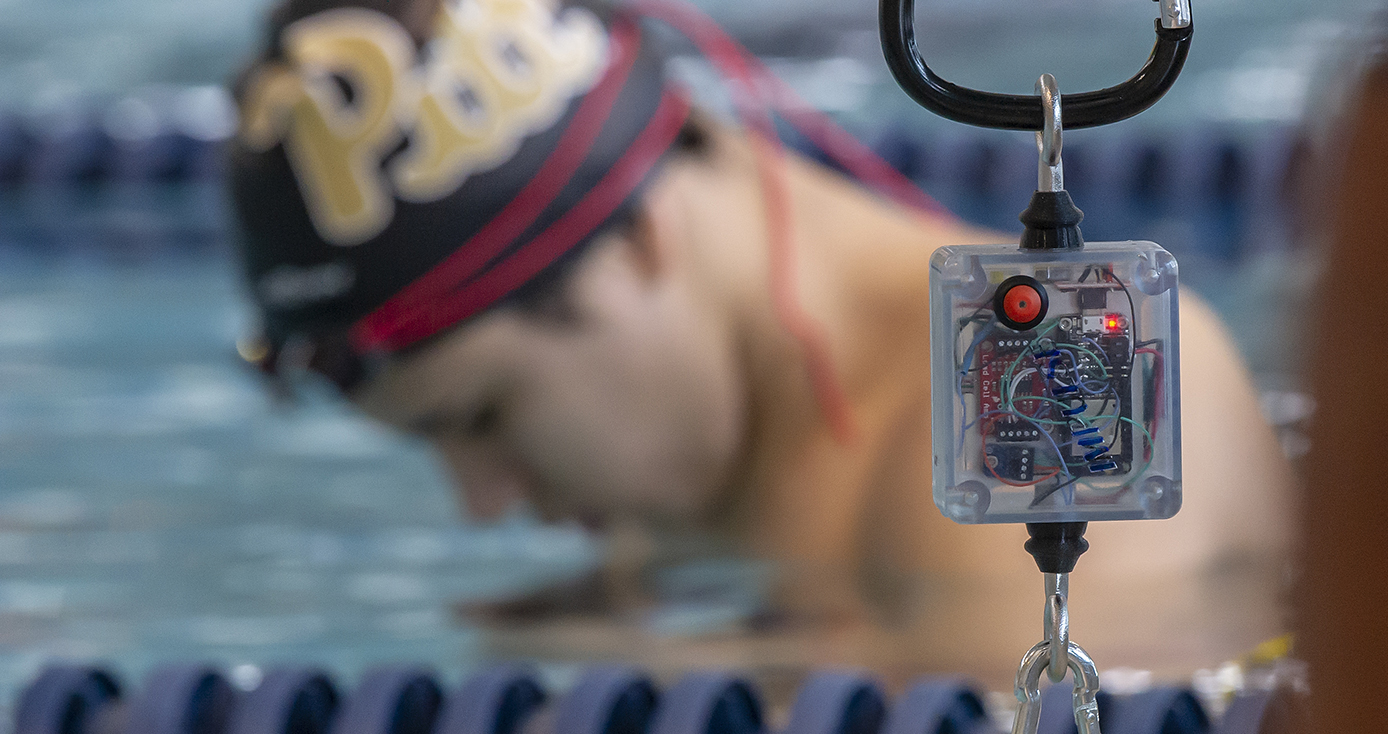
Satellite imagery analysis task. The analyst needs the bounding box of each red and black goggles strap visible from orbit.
[350,15,690,354]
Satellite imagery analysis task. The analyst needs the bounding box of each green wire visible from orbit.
[1005,341,1111,401]
[1120,416,1155,480]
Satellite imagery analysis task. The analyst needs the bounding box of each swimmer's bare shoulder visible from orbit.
[459,146,1294,687]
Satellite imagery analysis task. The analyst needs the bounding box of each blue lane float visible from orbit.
[782,671,886,734]
[14,663,1303,734]
[881,678,990,734]
[436,665,546,734]
[15,665,121,734]
[553,667,658,734]
[649,672,760,734]
[124,664,237,734]
[226,668,337,734]
[333,666,442,734]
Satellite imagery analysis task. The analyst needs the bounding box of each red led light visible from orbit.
[1104,314,1126,333]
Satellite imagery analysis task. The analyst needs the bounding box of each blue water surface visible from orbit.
[0,183,603,720]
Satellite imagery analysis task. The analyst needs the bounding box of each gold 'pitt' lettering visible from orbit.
[241,9,416,246]
[238,0,607,247]
[392,0,605,201]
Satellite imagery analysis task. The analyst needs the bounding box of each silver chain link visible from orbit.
[1011,572,1103,734]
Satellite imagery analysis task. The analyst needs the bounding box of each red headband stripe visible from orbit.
[354,87,691,351]
[352,16,643,352]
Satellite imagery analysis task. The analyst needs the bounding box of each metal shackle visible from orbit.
[1011,641,1102,734]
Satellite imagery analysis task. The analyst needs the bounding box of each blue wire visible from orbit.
[1056,348,1081,370]
[1081,337,1111,366]
[1056,346,1110,395]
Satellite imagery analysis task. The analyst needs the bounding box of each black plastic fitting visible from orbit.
[1024,522,1090,574]
[1019,191,1085,251]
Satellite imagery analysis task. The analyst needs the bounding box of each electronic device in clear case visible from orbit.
[929,241,1181,524]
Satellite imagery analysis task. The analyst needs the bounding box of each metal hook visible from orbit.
[879,0,1193,131]
[1035,75,1062,193]
[1045,591,1069,683]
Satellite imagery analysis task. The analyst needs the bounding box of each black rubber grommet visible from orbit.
[553,666,658,734]
[124,664,237,734]
[783,671,886,734]
[1019,191,1085,251]
[15,665,122,734]
[881,678,991,734]
[1024,522,1090,575]
[332,666,443,734]
[994,275,1050,332]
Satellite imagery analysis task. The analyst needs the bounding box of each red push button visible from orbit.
[992,275,1049,331]
[1003,284,1042,324]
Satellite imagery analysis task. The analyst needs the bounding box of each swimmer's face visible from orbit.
[354,205,747,526]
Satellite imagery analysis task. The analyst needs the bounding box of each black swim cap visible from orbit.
[230,0,689,362]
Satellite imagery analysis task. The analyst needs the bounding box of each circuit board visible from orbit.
[973,303,1137,507]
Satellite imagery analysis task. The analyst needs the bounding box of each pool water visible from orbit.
[0,183,603,717]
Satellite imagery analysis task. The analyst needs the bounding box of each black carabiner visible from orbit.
[879,0,1194,131]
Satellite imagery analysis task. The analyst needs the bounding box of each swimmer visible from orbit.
[230,0,1293,685]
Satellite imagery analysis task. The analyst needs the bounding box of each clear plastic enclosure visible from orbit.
[929,241,1181,524]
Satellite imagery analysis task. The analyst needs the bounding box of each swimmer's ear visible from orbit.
[622,206,664,284]
[623,174,688,285]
